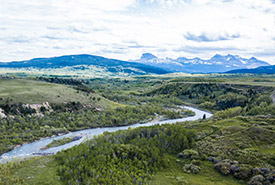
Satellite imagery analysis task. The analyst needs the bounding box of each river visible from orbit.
[0,106,212,162]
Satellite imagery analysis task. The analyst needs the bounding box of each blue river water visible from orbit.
[0,106,212,162]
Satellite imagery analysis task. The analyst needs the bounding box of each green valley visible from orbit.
[0,74,275,185]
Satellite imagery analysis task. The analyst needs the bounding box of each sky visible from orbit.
[0,0,275,64]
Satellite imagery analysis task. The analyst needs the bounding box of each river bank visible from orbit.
[0,106,212,162]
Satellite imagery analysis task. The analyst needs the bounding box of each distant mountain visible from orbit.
[226,65,275,74]
[131,53,270,73]
[0,54,168,76]
[0,53,271,76]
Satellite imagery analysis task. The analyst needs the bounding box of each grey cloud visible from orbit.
[99,49,126,54]
[249,51,275,57]
[128,45,156,49]
[42,35,66,40]
[264,8,272,13]
[53,46,62,49]
[66,25,91,34]
[156,48,168,52]
[184,32,240,42]
[122,40,156,49]
[92,27,106,32]
[173,45,242,54]
[93,43,109,46]
[3,36,32,43]
[69,27,88,33]
[46,26,63,30]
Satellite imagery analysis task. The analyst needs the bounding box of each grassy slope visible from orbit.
[165,81,275,87]
[148,73,275,87]
[194,117,275,157]
[11,156,63,185]
[150,158,245,185]
[0,78,119,109]
[150,117,275,185]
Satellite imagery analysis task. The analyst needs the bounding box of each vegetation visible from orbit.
[146,82,272,109]
[0,78,107,106]
[41,137,74,150]
[52,113,274,185]
[150,161,245,185]
[0,157,62,185]
[1,74,275,185]
[0,103,192,155]
[55,124,196,184]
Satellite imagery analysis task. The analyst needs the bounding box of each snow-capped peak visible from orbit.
[131,53,270,73]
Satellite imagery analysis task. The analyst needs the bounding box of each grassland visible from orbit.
[0,78,119,109]
[6,156,63,185]
[150,158,245,185]
[148,73,275,87]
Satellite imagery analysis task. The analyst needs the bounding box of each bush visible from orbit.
[214,106,242,119]
[178,149,199,159]
[268,156,275,167]
[214,162,231,175]
[183,164,201,174]
[232,165,253,180]
[248,175,265,185]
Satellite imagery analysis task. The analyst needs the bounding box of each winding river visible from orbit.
[0,106,212,162]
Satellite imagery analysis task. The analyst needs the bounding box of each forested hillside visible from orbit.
[146,82,275,115]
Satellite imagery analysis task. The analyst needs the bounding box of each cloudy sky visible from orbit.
[0,0,275,64]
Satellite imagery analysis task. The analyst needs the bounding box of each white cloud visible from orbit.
[0,0,274,64]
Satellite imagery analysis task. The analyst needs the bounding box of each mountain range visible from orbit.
[0,54,168,76]
[226,65,275,74]
[0,53,271,75]
[131,53,270,73]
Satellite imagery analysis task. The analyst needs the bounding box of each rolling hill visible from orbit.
[0,78,119,109]
[226,65,275,74]
[0,54,168,77]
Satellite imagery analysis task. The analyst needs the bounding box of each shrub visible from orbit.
[214,162,231,175]
[183,164,201,174]
[178,149,199,159]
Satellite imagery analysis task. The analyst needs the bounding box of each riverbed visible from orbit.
[0,106,212,162]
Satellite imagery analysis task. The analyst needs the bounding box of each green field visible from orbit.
[5,156,63,185]
[0,78,119,109]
